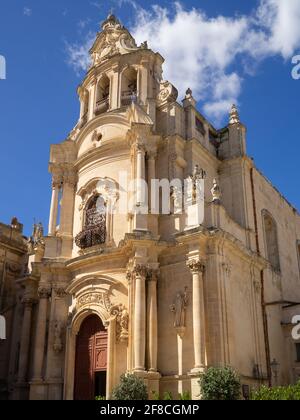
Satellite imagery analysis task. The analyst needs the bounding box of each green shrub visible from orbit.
[179,391,191,400]
[151,391,160,400]
[163,391,173,400]
[111,374,148,400]
[95,396,106,400]
[251,382,300,400]
[199,366,241,400]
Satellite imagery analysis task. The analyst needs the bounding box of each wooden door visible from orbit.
[74,315,108,400]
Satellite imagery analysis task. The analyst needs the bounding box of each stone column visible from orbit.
[106,317,116,399]
[126,271,134,372]
[147,152,158,235]
[136,144,146,206]
[133,265,147,372]
[48,179,60,236]
[147,270,158,372]
[88,79,96,121]
[18,298,34,383]
[32,286,51,381]
[60,171,77,237]
[147,152,156,208]
[108,67,119,110]
[188,260,206,372]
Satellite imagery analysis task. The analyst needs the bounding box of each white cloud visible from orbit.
[65,0,300,124]
[65,33,94,76]
[23,7,32,17]
[256,0,300,59]
[78,19,91,31]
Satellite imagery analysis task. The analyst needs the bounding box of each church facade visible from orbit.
[1,14,300,400]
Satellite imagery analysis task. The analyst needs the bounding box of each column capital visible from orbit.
[53,286,68,298]
[22,297,35,308]
[52,175,62,189]
[126,270,133,284]
[133,264,149,278]
[147,150,157,160]
[132,142,146,154]
[147,268,160,283]
[63,172,78,188]
[38,286,51,299]
[187,259,205,274]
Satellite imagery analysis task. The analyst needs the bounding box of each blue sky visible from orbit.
[0,0,299,236]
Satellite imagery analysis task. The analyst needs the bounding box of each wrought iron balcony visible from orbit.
[75,209,106,249]
[121,90,137,107]
[95,98,109,115]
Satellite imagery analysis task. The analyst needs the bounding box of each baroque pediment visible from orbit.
[90,14,146,66]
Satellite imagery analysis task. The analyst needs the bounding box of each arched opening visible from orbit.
[75,195,107,249]
[74,315,108,400]
[262,210,280,271]
[121,67,138,106]
[95,75,110,115]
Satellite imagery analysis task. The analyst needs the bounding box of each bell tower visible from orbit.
[46,14,165,259]
[77,14,164,129]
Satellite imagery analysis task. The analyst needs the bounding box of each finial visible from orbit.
[11,217,19,229]
[185,88,193,98]
[102,12,121,30]
[229,104,240,125]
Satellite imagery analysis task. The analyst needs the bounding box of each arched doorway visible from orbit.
[74,315,108,400]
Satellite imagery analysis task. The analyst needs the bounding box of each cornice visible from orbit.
[186,137,220,167]
[75,111,131,147]
[75,142,130,172]
[176,226,267,270]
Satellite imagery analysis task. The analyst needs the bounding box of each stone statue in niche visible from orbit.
[110,304,129,342]
[120,306,129,341]
[170,287,189,328]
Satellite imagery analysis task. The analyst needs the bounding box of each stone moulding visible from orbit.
[74,291,129,343]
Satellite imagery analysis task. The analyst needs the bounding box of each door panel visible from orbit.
[74,315,108,400]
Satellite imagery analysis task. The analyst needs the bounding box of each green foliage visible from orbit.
[179,391,191,400]
[111,374,148,401]
[251,382,300,400]
[163,391,173,400]
[151,391,160,400]
[199,366,241,401]
[95,396,106,400]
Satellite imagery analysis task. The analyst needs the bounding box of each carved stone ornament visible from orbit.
[91,130,103,148]
[187,260,205,274]
[110,304,129,342]
[133,264,149,278]
[38,286,51,299]
[90,14,140,66]
[28,222,45,250]
[6,263,22,275]
[157,81,178,104]
[170,287,189,329]
[76,292,112,312]
[229,104,240,125]
[22,297,35,308]
[54,287,67,298]
[211,179,222,203]
[187,165,206,202]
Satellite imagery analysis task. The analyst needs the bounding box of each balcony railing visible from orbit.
[121,90,137,107]
[75,209,106,249]
[95,98,109,115]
